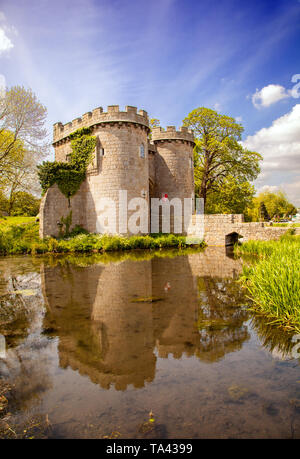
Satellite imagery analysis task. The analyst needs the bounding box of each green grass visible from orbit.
[0,216,36,227]
[0,220,205,255]
[269,223,300,227]
[235,234,300,333]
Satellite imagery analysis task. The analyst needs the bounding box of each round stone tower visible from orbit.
[52,105,150,235]
[151,126,195,234]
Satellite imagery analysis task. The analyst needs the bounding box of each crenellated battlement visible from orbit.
[53,105,149,144]
[151,126,194,144]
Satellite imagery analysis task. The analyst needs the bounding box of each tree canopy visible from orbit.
[183,107,262,209]
[0,86,48,213]
[247,190,297,221]
[205,175,256,218]
[0,85,48,175]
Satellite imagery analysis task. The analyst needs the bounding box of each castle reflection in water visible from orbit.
[41,247,251,391]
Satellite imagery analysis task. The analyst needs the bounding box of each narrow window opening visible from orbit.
[140,144,145,158]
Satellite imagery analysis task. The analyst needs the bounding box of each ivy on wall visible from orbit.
[37,127,96,200]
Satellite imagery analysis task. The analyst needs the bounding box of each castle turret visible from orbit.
[52,105,151,235]
[151,126,195,233]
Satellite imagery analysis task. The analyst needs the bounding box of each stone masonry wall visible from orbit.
[39,183,86,238]
[152,127,195,233]
[195,215,288,245]
[84,122,149,234]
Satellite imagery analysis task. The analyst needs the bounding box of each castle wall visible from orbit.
[39,183,86,238]
[152,127,195,233]
[54,142,72,163]
[148,148,156,186]
[84,122,149,234]
[40,105,152,237]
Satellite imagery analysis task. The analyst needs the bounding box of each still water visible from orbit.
[0,247,299,439]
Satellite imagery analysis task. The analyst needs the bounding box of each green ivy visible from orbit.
[58,210,73,237]
[37,127,96,199]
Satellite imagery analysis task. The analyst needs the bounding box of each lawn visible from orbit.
[0,216,36,228]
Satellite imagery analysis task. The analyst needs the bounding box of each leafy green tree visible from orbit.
[0,129,25,184]
[148,118,160,139]
[259,202,270,222]
[182,107,262,209]
[8,191,40,216]
[0,188,8,215]
[247,190,297,221]
[205,176,256,217]
[150,118,160,129]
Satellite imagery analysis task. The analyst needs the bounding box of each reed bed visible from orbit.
[235,234,300,332]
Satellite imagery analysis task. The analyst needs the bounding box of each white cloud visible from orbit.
[0,27,14,55]
[0,11,6,22]
[256,184,282,195]
[243,104,300,205]
[257,181,300,208]
[235,116,243,122]
[252,84,290,108]
[281,179,300,207]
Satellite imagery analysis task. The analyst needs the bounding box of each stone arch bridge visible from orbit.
[190,214,289,246]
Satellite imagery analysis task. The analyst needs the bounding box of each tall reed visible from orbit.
[236,234,300,332]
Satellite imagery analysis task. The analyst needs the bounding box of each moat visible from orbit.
[0,248,299,439]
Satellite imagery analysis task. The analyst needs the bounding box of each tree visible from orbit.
[8,191,40,216]
[247,190,297,221]
[149,118,160,129]
[148,118,160,139]
[0,129,25,182]
[182,107,262,209]
[0,85,48,177]
[205,176,256,217]
[0,135,42,215]
[259,202,270,222]
[0,188,8,215]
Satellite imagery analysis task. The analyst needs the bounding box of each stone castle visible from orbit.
[39,104,289,245]
[40,105,195,238]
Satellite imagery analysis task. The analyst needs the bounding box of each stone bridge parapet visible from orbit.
[193,215,288,246]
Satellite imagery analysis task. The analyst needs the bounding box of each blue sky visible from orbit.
[0,0,300,204]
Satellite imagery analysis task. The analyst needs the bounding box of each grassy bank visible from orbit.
[0,220,205,255]
[235,234,300,332]
[0,216,36,226]
[269,223,300,227]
